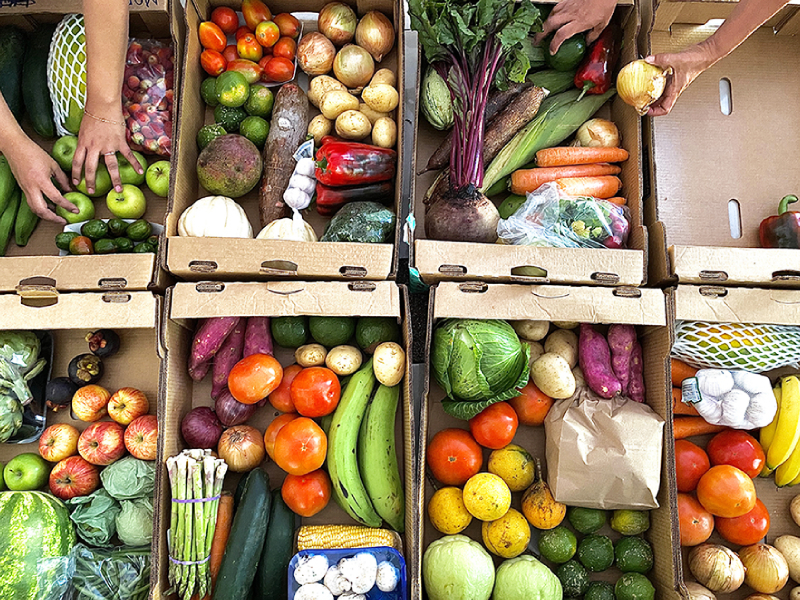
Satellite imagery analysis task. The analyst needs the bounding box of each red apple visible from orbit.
[124,415,158,460]
[39,424,80,462]
[78,421,126,466]
[72,385,111,422]
[49,456,100,500]
[108,387,149,425]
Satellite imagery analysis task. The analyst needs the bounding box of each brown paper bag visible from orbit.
[543,390,664,510]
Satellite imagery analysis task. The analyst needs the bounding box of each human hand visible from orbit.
[645,45,717,116]
[534,0,618,54]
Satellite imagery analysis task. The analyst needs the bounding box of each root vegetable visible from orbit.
[212,320,246,400]
[359,103,390,124]
[739,544,789,594]
[371,117,397,148]
[522,340,544,369]
[532,352,576,399]
[309,115,333,145]
[553,321,578,329]
[189,317,241,371]
[792,588,800,600]
[544,329,578,369]
[792,496,800,528]
[370,68,396,87]
[511,320,549,342]
[373,341,405,386]
[335,110,371,140]
[607,324,636,395]
[298,33,336,75]
[774,536,800,584]
[320,90,360,120]
[362,84,399,113]
[578,323,622,399]
[309,75,346,108]
[689,544,746,593]
[296,344,327,368]
[685,582,716,600]
[333,44,374,88]
[424,186,501,243]
[325,345,363,376]
[572,366,586,388]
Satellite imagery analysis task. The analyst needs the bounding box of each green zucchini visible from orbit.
[0,156,18,217]
[14,193,39,247]
[0,27,26,122]
[212,469,271,600]
[0,190,21,256]
[22,25,56,138]
[255,490,295,600]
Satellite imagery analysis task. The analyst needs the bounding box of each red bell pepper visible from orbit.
[316,181,394,216]
[759,195,800,249]
[574,22,621,99]
[315,141,397,187]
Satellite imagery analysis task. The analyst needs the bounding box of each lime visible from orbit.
[309,316,356,347]
[355,317,400,353]
[215,71,250,108]
[615,536,654,574]
[201,77,219,107]
[568,506,607,535]
[611,510,650,536]
[585,582,616,600]
[197,124,227,149]
[245,85,275,118]
[577,534,614,572]
[538,525,577,564]
[239,116,269,149]
[214,105,247,133]
[615,573,655,600]
[271,316,309,348]
[557,560,589,598]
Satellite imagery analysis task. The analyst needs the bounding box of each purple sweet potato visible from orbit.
[628,339,645,402]
[212,320,246,400]
[188,360,211,382]
[607,324,637,395]
[188,317,241,371]
[244,317,273,357]
[578,323,622,399]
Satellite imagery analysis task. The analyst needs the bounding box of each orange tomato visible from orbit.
[200,49,227,76]
[273,37,297,60]
[426,428,483,486]
[211,6,239,35]
[696,465,756,518]
[282,469,331,517]
[262,57,294,83]
[508,383,553,426]
[199,21,226,52]
[263,413,298,461]
[469,402,518,449]
[227,354,283,405]
[715,498,770,546]
[675,439,710,492]
[269,364,302,413]
[255,21,280,48]
[290,367,340,417]
[678,492,714,546]
[273,417,327,475]
[222,44,239,63]
[237,33,263,62]
[273,13,300,39]
[242,0,272,31]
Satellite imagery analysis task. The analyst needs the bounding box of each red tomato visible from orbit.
[242,0,272,31]
[235,26,252,41]
[255,21,280,48]
[707,430,766,479]
[273,417,327,475]
[427,428,483,486]
[508,383,553,426]
[262,57,294,83]
[227,354,283,405]
[222,44,239,63]
[290,367,341,417]
[237,33,263,61]
[199,21,227,52]
[678,492,715,546]
[715,498,770,546]
[282,469,331,517]
[273,13,300,38]
[269,364,302,413]
[469,402,518,449]
[697,465,757,518]
[200,49,226,76]
[675,439,711,492]
[263,413,298,461]
[272,37,297,60]
[211,6,239,35]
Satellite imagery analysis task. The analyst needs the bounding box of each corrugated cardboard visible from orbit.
[411,4,648,287]
[165,0,405,282]
[642,0,800,286]
[154,281,418,599]
[0,2,182,292]
[415,283,677,600]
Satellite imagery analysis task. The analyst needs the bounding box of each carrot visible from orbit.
[536,146,630,167]
[606,196,626,206]
[673,417,728,439]
[671,358,698,387]
[672,388,700,416]
[510,163,622,194]
[556,175,621,199]
[209,492,234,589]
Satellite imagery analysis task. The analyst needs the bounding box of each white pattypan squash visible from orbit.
[256,216,317,242]
[178,196,253,238]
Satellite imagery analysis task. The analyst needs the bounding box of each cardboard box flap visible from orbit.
[432,282,666,325]
[674,285,800,324]
[0,0,171,15]
[170,281,401,319]
[649,0,800,33]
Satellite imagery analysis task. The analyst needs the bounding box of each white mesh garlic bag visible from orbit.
[47,14,87,136]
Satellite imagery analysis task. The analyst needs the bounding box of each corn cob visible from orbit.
[296,525,401,551]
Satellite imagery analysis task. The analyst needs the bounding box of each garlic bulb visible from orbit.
[684,582,716,600]
[575,119,620,148]
[739,544,789,594]
[688,544,746,593]
[616,59,672,116]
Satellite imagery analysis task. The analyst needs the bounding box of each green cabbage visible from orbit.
[0,331,44,404]
[100,457,155,500]
[116,497,153,547]
[423,535,495,600]
[493,555,563,600]
[432,319,529,419]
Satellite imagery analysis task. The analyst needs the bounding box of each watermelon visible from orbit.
[0,491,76,600]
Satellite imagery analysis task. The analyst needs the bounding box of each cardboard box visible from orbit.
[0,1,183,292]
[153,280,417,599]
[641,0,800,287]
[414,282,674,599]
[409,2,648,287]
[165,0,406,282]
[665,285,800,600]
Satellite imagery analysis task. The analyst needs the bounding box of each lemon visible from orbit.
[482,508,531,558]
[427,487,472,534]
[462,473,511,521]
[488,444,536,492]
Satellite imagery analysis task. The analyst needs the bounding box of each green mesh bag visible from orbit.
[47,14,87,136]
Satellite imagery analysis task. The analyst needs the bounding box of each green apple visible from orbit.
[145,160,170,198]
[56,192,95,224]
[51,135,79,172]
[118,151,147,186]
[76,163,113,198]
[106,184,146,219]
[0,461,5,491]
[4,453,50,491]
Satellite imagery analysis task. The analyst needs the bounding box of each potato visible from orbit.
[791,587,800,600]
[371,117,397,148]
[532,353,576,399]
[295,343,327,368]
[511,320,550,342]
[308,115,332,145]
[370,68,396,87]
[774,536,800,584]
[545,329,578,369]
[335,110,372,140]
[359,102,390,125]
[320,90,360,120]
[308,75,347,108]
[522,340,544,372]
[362,83,399,113]
[791,495,800,527]
[326,345,363,376]
[373,341,405,386]
[572,366,586,389]
[553,321,579,330]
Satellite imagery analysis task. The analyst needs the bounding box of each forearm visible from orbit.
[83,0,129,115]
[0,94,29,155]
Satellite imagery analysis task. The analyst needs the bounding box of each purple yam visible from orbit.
[244,317,273,357]
[188,360,211,382]
[188,317,241,371]
[607,324,637,395]
[212,319,246,400]
[628,339,645,402]
[578,323,622,399]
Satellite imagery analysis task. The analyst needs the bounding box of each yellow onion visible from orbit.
[745,595,781,600]
[355,11,395,62]
[688,544,746,594]
[684,582,716,600]
[217,425,266,472]
[616,59,672,116]
[575,118,620,148]
[297,32,336,76]
[318,2,357,46]
[739,544,789,594]
[333,44,374,88]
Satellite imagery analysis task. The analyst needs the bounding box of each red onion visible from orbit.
[181,407,223,449]
[216,388,257,426]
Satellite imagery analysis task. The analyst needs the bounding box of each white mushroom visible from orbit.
[376,560,399,592]
[294,554,330,585]
[338,553,378,594]
[339,594,366,600]
[294,582,334,600]
[323,565,351,596]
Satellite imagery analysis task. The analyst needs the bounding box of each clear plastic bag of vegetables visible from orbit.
[72,544,151,600]
[497,181,630,249]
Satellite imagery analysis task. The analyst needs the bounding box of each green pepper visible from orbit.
[544,33,587,72]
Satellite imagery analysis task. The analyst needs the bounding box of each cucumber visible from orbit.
[255,490,295,600]
[22,25,55,138]
[212,470,271,600]
[0,190,21,256]
[14,193,39,246]
[0,27,25,122]
[0,157,18,217]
